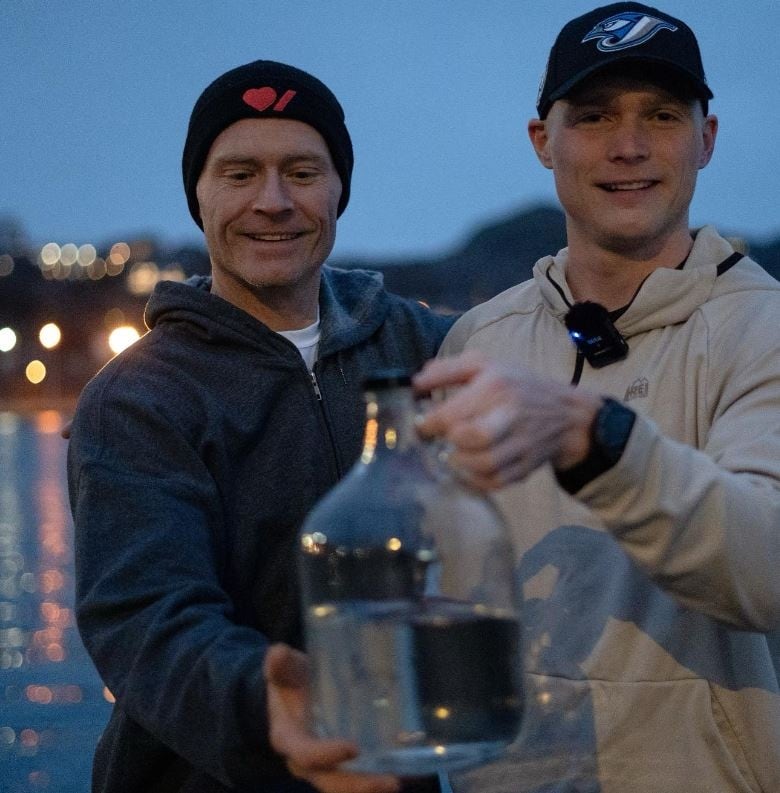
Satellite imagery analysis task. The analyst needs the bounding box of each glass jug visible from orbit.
[299,371,522,776]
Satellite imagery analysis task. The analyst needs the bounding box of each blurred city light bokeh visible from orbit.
[0,216,206,414]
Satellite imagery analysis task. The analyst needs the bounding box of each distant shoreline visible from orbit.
[1,396,78,416]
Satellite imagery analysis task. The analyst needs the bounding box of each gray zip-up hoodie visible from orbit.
[68,266,455,792]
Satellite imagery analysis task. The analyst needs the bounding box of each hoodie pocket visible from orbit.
[588,678,761,793]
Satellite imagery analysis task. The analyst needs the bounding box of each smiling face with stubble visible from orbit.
[195,117,342,326]
[529,71,717,260]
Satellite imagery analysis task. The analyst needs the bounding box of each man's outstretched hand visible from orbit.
[264,643,401,793]
[414,351,602,490]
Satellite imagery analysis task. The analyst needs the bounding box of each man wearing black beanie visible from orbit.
[68,59,454,793]
[181,59,354,227]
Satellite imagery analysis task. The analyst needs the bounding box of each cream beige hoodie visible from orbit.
[444,227,780,793]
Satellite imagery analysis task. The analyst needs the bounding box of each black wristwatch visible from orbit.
[556,397,636,494]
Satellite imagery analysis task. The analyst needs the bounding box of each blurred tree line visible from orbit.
[1,207,779,405]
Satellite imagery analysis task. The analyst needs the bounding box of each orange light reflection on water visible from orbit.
[0,412,112,791]
[32,412,69,667]
[35,411,63,436]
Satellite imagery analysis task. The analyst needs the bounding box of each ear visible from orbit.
[698,114,718,169]
[528,119,553,169]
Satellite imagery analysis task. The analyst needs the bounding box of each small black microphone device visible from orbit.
[564,301,628,368]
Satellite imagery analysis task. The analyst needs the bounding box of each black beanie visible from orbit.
[182,60,354,228]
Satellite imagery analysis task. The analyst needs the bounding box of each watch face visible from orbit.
[595,398,636,465]
[556,398,637,494]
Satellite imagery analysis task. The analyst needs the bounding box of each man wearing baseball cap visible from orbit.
[67,60,454,792]
[268,4,780,792]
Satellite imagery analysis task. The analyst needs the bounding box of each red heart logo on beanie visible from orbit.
[243,87,278,111]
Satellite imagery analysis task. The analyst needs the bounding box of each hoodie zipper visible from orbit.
[310,363,345,479]
[310,371,322,400]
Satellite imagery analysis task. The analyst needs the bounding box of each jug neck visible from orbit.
[360,383,420,463]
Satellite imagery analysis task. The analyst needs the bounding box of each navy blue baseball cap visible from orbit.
[536,2,713,118]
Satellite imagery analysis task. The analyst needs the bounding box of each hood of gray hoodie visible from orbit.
[144,265,394,356]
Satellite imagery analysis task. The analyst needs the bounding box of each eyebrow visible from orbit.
[210,152,332,169]
[566,84,691,108]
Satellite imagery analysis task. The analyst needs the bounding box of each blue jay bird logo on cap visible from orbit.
[582,11,677,52]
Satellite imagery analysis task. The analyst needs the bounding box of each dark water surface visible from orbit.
[1,411,111,793]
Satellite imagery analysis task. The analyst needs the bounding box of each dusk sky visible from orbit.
[3,1,779,259]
